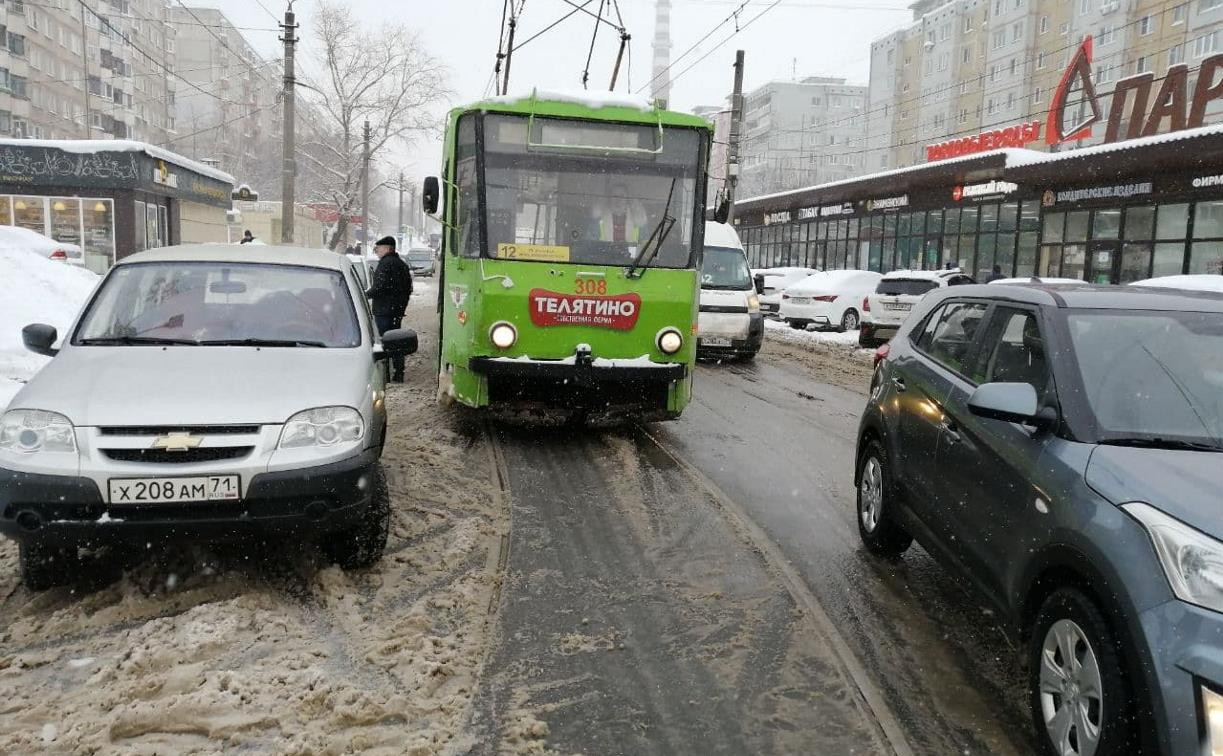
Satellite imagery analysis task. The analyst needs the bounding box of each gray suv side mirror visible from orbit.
[23,323,58,357]
[968,382,1039,424]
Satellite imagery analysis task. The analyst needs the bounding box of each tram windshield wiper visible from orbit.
[626,177,678,280]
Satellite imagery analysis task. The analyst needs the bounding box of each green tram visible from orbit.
[422,90,717,422]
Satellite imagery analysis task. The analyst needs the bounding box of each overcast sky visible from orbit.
[203,0,912,187]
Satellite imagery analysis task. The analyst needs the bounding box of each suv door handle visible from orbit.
[892,376,907,392]
[940,419,961,444]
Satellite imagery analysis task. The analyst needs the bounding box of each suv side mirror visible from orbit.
[23,323,58,357]
[753,273,765,295]
[968,382,1042,424]
[376,328,419,361]
[422,177,439,215]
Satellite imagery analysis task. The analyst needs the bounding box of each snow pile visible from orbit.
[764,318,864,348]
[0,247,99,410]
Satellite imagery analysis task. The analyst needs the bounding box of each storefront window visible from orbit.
[1043,212,1064,243]
[1065,211,1090,243]
[1062,244,1087,280]
[1153,242,1185,277]
[1017,233,1038,276]
[1092,208,1122,239]
[0,196,10,226]
[1040,245,1062,277]
[996,233,1017,276]
[1120,243,1152,282]
[945,207,961,234]
[13,196,45,234]
[960,206,979,234]
[82,199,115,273]
[998,202,1018,233]
[1020,201,1040,232]
[1156,203,1189,240]
[926,210,943,236]
[958,234,976,273]
[882,238,895,270]
[1190,241,1223,275]
[1194,201,1223,239]
[1124,206,1155,240]
[134,200,147,250]
[980,203,999,234]
[50,198,82,246]
[976,234,997,278]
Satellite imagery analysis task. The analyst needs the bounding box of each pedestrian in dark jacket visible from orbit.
[239,229,255,244]
[367,235,413,382]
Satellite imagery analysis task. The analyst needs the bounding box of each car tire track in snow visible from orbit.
[464,425,892,755]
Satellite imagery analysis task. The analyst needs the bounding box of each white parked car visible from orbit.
[0,225,84,266]
[779,269,882,332]
[1130,274,1223,294]
[754,267,819,316]
[698,222,760,359]
[1,244,419,589]
[859,268,975,347]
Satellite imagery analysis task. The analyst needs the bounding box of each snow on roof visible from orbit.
[703,221,743,250]
[1130,274,1223,294]
[881,268,963,281]
[485,88,655,112]
[1007,121,1223,168]
[0,138,235,185]
[121,243,345,269]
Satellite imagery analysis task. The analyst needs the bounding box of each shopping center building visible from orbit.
[734,122,1223,284]
[0,139,234,272]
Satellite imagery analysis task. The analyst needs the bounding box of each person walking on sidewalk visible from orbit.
[366,235,413,382]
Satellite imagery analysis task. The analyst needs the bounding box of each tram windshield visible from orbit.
[479,114,704,269]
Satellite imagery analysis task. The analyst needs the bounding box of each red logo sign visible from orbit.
[926,122,1042,162]
[529,289,641,331]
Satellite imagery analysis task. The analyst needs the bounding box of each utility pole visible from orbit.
[727,49,746,223]
[397,172,405,243]
[279,3,298,245]
[361,120,371,248]
[80,2,91,137]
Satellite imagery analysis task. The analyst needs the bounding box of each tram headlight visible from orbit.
[489,321,518,349]
[657,327,683,355]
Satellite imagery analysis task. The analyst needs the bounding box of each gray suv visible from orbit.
[855,282,1223,756]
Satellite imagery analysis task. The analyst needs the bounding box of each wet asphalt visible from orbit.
[469,349,1037,754]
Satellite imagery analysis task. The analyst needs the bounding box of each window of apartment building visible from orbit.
[962,46,971,64]
[939,51,950,70]
[1096,64,1116,85]
[1080,0,1092,15]
[1194,31,1219,58]
[1173,4,1187,24]
[987,97,997,114]
[1099,25,1116,45]
[1170,44,1185,65]
[1037,51,1048,69]
[1201,0,1223,13]
[989,64,998,81]
[1039,16,1049,34]
[1010,57,1018,75]
[10,75,28,99]
[1136,56,1151,73]
[1138,15,1154,35]
[7,32,25,57]
[959,107,970,122]
[887,48,895,63]
[924,58,933,76]
[964,16,973,32]
[1060,22,1070,35]
[995,0,1004,15]
[1007,92,1016,110]
[993,29,1007,49]
[927,30,936,46]
[903,82,911,93]
[940,23,950,41]
[959,79,970,94]
[1011,21,1023,42]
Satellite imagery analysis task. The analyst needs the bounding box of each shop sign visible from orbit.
[0,145,139,185]
[1048,37,1223,145]
[529,289,641,331]
[819,202,854,217]
[953,180,1018,201]
[152,160,178,188]
[1193,174,1223,189]
[927,123,1042,162]
[232,184,259,201]
[1041,182,1153,207]
[864,195,909,212]
[762,211,792,226]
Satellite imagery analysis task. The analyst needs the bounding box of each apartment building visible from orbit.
[0,0,177,142]
[168,6,280,180]
[737,76,868,197]
[866,0,1223,171]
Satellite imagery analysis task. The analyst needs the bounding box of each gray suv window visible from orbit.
[914,301,989,377]
[976,308,1049,393]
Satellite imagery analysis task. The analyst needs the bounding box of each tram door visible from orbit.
[1086,241,1119,284]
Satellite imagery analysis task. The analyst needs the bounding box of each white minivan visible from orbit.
[697,222,762,360]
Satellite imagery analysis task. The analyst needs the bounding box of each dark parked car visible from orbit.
[855,281,1223,756]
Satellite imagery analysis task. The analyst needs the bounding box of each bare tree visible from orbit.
[297,1,450,249]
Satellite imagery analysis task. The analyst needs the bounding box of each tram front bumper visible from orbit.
[469,355,687,385]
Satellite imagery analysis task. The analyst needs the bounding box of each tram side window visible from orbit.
[455,115,479,258]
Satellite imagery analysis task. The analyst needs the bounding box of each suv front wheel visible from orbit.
[1029,588,1139,756]
[856,440,912,557]
[323,464,391,569]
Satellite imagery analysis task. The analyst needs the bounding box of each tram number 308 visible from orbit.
[575,279,608,295]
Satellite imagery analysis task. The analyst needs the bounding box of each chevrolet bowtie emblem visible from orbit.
[151,432,203,452]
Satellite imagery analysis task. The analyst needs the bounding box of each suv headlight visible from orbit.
[1125,502,1223,613]
[278,406,364,449]
[0,409,77,454]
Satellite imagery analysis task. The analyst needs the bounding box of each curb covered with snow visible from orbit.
[763,318,872,357]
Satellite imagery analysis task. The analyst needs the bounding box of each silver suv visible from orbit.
[1,244,418,589]
[859,268,974,347]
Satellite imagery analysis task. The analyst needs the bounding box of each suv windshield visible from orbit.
[75,262,361,348]
[479,114,703,269]
[701,246,751,290]
[1066,310,1223,446]
[878,279,939,296]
